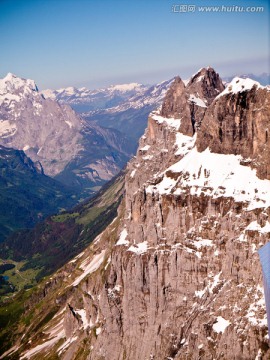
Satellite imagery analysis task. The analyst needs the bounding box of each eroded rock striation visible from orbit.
[5,68,270,360]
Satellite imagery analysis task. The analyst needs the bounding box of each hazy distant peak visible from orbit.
[108,83,144,92]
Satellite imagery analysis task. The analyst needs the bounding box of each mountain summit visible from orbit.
[186,67,225,103]
[0,73,38,97]
[161,67,225,135]
[0,73,81,176]
[197,76,270,180]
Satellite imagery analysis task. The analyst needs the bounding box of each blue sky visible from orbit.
[0,0,269,89]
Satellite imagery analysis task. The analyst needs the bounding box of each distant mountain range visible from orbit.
[0,73,140,242]
[42,82,148,113]
[0,73,134,196]
[43,79,175,142]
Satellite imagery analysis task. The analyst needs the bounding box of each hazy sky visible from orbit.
[0,0,269,89]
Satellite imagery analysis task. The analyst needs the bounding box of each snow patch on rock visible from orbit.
[127,241,148,255]
[0,120,17,137]
[212,316,230,333]
[188,94,207,108]
[148,147,270,211]
[246,221,270,233]
[216,77,265,100]
[116,228,129,246]
[72,250,106,286]
[151,113,181,130]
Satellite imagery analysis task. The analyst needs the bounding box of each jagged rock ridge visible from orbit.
[161,67,225,136]
[3,68,270,360]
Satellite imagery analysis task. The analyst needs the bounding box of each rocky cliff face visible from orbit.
[196,77,270,180]
[4,68,270,360]
[161,67,224,137]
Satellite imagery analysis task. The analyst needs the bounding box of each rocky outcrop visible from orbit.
[161,67,225,136]
[0,73,82,176]
[161,76,189,118]
[5,69,270,360]
[187,67,225,104]
[197,77,270,180]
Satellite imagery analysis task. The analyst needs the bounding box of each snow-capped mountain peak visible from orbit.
[186,66,220,87]
[41,88,56,100]
[0,72,38,94]
[63,86,76,95]
[216,76,267,99]
[0,73,39,107]
[0,73,83,172]
[108,82,144,92]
